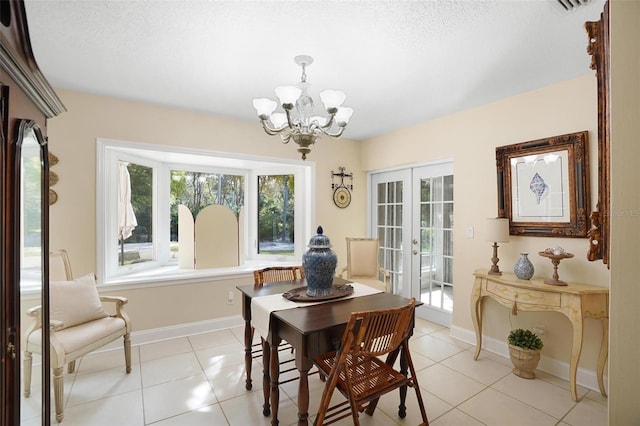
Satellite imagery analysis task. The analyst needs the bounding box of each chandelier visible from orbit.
[252,55,353,160]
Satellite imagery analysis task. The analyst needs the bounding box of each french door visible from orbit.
[370,162,454,326]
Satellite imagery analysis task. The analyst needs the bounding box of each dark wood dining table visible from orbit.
[237,278,418,426]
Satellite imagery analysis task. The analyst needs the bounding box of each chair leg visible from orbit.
[67,360,76,374]
[315,366,341,426]
[23,351,32,397]
[405,348,429,425]
[53,367,64,422]
[124,333,132,373]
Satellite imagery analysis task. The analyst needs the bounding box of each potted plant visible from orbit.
[507,328,544,379]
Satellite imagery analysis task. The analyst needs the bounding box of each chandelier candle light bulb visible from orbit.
[252,55,353,160]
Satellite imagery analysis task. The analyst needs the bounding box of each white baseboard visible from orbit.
[450,325,608,394]
[101,315,245,350]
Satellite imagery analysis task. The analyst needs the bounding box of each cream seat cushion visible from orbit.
[50,273,108,329]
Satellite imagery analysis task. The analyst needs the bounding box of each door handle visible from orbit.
[412,239,418,245]
[413,250,418,255]
[7,342,16,360]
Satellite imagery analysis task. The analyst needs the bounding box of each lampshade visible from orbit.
[253,98,277,118]
[486,218,510,243]
[275,86,302,105]
[319,89,346,110]
[310,116,327,127]
[335,107,354,126]
[270,113,287,128]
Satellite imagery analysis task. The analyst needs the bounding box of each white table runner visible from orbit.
[251,282,382,340]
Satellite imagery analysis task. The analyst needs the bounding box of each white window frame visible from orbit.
[97,138,315,286]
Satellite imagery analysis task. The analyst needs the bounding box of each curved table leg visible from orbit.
[597,317,609,397]
[568,314,584,402]
[470,280,483,360]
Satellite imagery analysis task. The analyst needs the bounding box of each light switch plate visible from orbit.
[466,226,474,238]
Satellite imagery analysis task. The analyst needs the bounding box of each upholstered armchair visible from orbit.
[23,249,132,422]
[340,237,390,292]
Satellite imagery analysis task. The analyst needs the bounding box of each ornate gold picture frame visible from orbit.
[496,131,590,237]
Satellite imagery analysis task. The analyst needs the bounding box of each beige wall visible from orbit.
[362,75,609,369]
[609,0,640,423]
[26,89,368,331]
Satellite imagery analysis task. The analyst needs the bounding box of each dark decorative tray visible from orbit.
[282,284,354,302]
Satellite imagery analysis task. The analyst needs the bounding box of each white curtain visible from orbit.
[118,162,138,240]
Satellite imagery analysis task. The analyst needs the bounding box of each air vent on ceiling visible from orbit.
[556,0,590,11]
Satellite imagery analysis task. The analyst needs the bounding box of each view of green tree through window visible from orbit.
[258,175,294,254]
[170,170,245,259]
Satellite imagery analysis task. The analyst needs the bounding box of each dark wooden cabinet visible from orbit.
[0,1,64,425]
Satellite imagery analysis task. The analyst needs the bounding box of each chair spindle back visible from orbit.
[253,266,305,287]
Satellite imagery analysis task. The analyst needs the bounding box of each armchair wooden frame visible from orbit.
[23,249,132,422]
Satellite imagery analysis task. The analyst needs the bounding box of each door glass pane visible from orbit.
[421,204,430,227]
[432,176,443,202]
[377,183,386,203]
[443,230,454,256]
[443,202,453,228]
[419,174,453,314]
[443,175,454,201]
[395,205,403,226]
[377,179,404,295]
[377,205,385,226]
[386,205,394,226]
[395,181,403,202]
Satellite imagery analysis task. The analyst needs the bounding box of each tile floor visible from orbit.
[20,318,607,425]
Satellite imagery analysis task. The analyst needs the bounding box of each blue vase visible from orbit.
[514,252,534,280]
[303,226,337,297]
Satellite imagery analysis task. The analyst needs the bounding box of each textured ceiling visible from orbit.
[24,0,605,141]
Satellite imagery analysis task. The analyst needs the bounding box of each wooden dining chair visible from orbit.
[313,298,428,426]
[249,266,304,415]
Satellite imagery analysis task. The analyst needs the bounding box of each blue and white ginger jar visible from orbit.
[514,252,534,280]
[303,226,337,297]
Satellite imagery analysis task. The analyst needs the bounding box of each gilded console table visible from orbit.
[471,270,608,401]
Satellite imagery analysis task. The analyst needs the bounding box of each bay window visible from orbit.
[97,139,314,285]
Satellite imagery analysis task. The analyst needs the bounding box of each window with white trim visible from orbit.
[97,139,314,285]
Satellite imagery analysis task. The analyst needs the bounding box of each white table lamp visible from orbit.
[486,218,510,275]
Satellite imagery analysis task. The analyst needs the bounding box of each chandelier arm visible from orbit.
[322,127,346,138]
[284,108,296,129]
[260,120,284,136]
[320,112,336,130]
[262,119,297,136]
[281,133,292,144]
